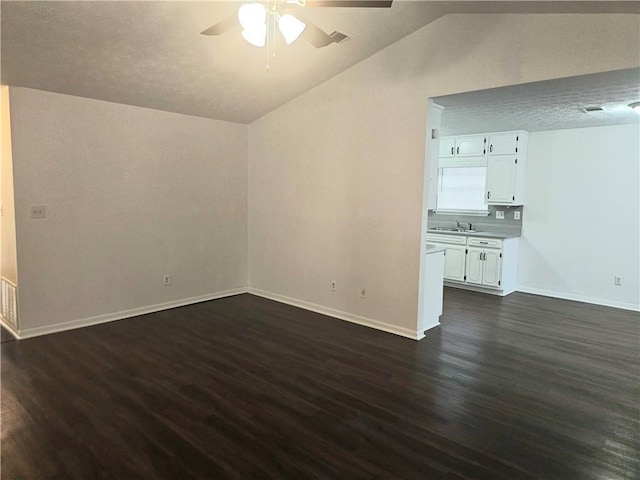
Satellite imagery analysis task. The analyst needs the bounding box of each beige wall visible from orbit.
[519,125,640,310]
[9,88,248,332]
[1,86,18,286]
[248,14,640,334]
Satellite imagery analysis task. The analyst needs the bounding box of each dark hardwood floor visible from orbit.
[0,324,17,344]
[1,289,638,479]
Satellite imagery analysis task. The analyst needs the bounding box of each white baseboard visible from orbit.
[444,281,509,296]
[516,286,640,312]
[248,288,422,340]
[14,287,249,340]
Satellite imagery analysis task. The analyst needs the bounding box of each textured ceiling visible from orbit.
[1,0,449,123]
[435,68,640,135]
[2,1,639,124]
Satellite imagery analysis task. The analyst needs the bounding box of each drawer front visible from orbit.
[426,233,467,245]
[468,237,502,249]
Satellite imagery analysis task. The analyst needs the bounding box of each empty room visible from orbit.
[1,1,639,479]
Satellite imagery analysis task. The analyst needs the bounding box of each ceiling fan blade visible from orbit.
[297,17,336,48]
[304,1,392,7]
[200,15,237,36]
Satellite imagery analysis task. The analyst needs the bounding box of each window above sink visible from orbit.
[435,166,490,215]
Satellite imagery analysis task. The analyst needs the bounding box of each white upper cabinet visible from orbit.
[438,135,487,167]
[455,135,487,157]
[436,130,528,205]
[438,137,455,158]
[486,155,518,204]
[488,132,520,155]
[486,132,528,206]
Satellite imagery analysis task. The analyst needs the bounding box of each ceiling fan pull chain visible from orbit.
[266,18,270,71]
[272,13,277,58]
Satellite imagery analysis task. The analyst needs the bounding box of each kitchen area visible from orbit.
[427,130,526,296]
[419,126,529,335]
[418,67,640,336]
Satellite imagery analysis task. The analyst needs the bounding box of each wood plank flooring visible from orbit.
[0,324,16,344]
[1,289,638,479]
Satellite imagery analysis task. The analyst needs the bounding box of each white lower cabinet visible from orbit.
[465,248,483,284]
[466,247,502,288]
[443,246,466,281]
[425,233,519,296]
[425,233,467,282]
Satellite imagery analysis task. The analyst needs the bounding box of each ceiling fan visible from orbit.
[201,0,393,50]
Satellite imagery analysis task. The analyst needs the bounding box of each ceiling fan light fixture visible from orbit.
[277,14,306,45]
[238,3,266,30]
[242,24,267,47]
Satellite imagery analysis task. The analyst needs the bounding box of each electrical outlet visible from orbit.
[163,275,171,286]
[514,211,521,220]
[614,276,622,286]
[330,280,336,292]
[360,288,367,299]
[30,205,47,219]
[496,210,505,220]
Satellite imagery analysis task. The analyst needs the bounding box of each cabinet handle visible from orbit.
[487,191,491,199]
[456,146,459,155]
[451,147,454,155]
[489,145,493,153]
[479,241,488,244]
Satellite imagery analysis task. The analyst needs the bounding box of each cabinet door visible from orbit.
[439,137,455,158]
[482,250,502,287]
[456,136,487,157]
[489,133,519,155]
[444,246,466,282]
[465,248,483,284]
[486,155,517,204]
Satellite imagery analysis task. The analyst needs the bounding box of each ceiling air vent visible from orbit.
[581,105,605,113]
[329,31,350,45]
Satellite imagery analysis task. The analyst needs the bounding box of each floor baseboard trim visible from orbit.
[516,286,640,312]
[248,288,421,340]
[444,282,509,296]
[15,287,249,340]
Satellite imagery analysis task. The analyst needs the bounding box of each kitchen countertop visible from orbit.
[426,229,520,239]
[425,244,446,254]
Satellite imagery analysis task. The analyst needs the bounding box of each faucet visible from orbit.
[452,221,473,232]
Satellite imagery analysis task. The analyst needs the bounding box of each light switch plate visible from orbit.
[496,210,505,220]
[514,211,521,220]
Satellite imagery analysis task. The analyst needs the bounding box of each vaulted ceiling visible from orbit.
[2,1,638,124]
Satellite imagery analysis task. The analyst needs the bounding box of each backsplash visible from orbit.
[427,206,523,235]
